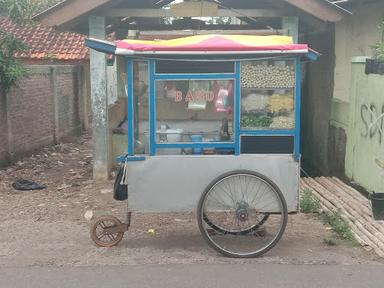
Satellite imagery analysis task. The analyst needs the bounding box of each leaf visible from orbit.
[0,31,27,94]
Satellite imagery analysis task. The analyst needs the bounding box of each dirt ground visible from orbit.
[0,133,382,268]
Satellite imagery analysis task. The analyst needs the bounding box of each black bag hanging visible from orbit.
[113,161,128,201]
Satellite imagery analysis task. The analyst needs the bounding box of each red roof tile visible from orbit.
[0,16,89,61]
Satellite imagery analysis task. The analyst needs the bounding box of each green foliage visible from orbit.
[160,16,231,26]
[323,236,337,246]
[0,31,27,95]
[372,20,384,61]
[300,188,320,214]
[322,211,358,246]
[240,114,272,128]
[0,0,61,23]
[206,17,231,25]
[0,0,61,95]
[372,42,384,61]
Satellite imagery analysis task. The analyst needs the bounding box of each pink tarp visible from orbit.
[116,35,309,52]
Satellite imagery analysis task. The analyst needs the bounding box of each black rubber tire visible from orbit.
[197,170,288,258]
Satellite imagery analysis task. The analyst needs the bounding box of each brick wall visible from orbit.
[8,68,55,155]
[55,67,82,138]
[0,64,90,167]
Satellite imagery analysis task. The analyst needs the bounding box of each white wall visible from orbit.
[107,59,118,105]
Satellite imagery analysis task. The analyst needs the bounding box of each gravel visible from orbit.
[0,133,381,268]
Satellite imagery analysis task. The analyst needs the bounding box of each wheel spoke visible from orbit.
[215,184,236,205]
[206,193,233,209]
[106,233,115,242]
[96,232,106,241]
[249,185,269,207]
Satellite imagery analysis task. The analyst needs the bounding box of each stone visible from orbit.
[100,188,113,194]
[84,210,93,221]
[57,184,71,191]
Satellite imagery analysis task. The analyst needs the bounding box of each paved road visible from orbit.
[1,263,383,288]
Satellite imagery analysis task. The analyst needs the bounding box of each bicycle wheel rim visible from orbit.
[198,171,287,258]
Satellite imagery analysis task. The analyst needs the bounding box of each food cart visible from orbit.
[85,35,318,258]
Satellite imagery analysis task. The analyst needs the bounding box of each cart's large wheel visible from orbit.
[90,215,124,247]
[203,213,269,235]
[197,170,288,258]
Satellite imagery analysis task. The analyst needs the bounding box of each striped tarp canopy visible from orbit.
[116,35,307,53]
[85,34,318,59]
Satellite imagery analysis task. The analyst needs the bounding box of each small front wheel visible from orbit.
[90,215,124,247]
[197,170,288,258]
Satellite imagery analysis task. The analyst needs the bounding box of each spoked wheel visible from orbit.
[90,215,124,247]
[197,170,288,258]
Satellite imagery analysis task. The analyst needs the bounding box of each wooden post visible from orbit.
[89,15,110,180]
[282,16,299,43]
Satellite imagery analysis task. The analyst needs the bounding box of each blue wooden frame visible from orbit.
[126,59,134,155]
[149,60,156,156]
[156,142,235,149]
[154,73,237,80]
[234,61,241,155]
[116,155,146,162]
[240,129,295,136]
[84,38,116,55]
[125,56,305,160]
[294,57,302,161]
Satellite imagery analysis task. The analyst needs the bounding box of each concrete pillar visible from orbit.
[282,16,299,44]
[89,16,110,180]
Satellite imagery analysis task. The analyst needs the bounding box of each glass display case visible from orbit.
[155,79,234,143]
[124,58,298,156]
[240,60,295,130]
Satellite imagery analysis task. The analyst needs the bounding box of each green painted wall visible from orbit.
[333,1,384,102]
[330,99,349,130]
[343,60,384,192]
[328,1,384,190]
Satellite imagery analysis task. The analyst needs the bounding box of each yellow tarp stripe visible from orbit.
[120,35,293,47]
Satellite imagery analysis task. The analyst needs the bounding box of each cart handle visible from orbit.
[116,154,146,163]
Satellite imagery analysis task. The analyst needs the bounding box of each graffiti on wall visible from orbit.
[361,103,384,143]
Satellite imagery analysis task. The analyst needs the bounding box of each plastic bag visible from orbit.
[113,162,128,201]
[12,179,46,191]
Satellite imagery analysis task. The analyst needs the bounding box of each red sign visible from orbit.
[174,90,215,102]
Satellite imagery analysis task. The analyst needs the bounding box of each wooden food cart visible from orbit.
[85,35,318,258]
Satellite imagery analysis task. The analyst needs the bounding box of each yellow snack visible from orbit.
[267,95,294,114]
